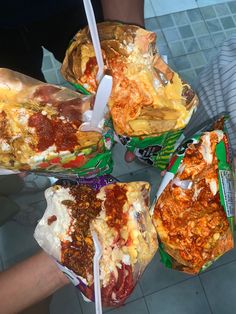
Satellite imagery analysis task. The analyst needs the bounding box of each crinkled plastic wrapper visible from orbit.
[34,177,158,307]
[117,129,184,169]
[0,68,113,177]
[151,116,234,274]
[61,22,198,170]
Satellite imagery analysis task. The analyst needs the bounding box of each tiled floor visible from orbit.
[42,1,236,91]
[1,1,236,314]
[145,0,236,88]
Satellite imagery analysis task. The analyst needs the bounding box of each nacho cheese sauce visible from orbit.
[0,84,101,171]
[68,23,197,137]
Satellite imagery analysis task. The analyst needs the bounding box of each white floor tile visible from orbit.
[150,0,198,16]
[200,261,236,314]
[147,0,233,16]
[144,0,156,18]
[145,277,211,314]
[197,0,234,8]
[139,252,192,296]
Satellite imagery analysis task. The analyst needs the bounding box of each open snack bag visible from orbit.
[0,68,113,177]
[151,116,235,274]
[61,22,198,169]
[34,179,158,307]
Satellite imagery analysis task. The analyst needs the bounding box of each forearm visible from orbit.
[101,0,144,27]
[0,250,69,314]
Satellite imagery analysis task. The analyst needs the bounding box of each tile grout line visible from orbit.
[141,275,198,299]
[148,0,161,20]
[105,296,146,313]
[143,17,220,83]
[202,258,236,274]
[152,9,218,75]
[198,276,214,314]
[138,280,151,314]
[143,296,151,314]
[145,0,170,53]
[140,257,236,301]
[197,2,220,48]
[73,290,85,314]
[200,1,236,37]
[204,4,236,45]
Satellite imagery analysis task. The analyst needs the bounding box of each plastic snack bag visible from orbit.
[34,179,158,307]
[55,174,117,189]
[151,116,234,274]
[0,68,113,177]
[61,21,198,169]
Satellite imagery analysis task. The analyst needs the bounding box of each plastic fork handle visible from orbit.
[92,231,103,314]
[83,0,104,82]
[90,75,113,128]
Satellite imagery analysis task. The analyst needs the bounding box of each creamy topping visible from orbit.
[199,133,212,164]
[35,182,157,293]
[34,186,75,261]
[0,139,11,152]
[193,186,203,201]
[122,254,131,265]
[199,131,224,164]
[208,178,218,196]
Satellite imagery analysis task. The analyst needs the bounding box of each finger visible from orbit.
[125,151,135,163]
[17,172,27,178]
[161,170,167,177]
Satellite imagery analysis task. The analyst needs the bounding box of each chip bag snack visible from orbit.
[0,68,113,177]
[152,117,234,274]
[61,21,198,169]
[34,180,158,307]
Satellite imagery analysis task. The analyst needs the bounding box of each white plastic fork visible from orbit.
[80,74,113,132]
[92,230,103,314]
[81,0,113,132]
[83,0,105,82]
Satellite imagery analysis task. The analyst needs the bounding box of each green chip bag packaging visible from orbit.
[0,68,113,177]
[116,129,184,168]
[151,116,234,274]
[61,22,198,170]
